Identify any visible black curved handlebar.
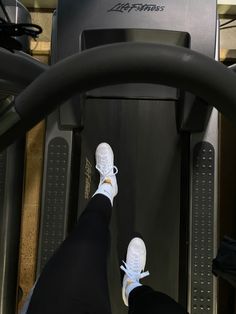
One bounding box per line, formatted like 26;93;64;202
1;42;236;151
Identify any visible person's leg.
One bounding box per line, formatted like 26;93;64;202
26;143;118;314
121;237;188;314
128;286;188;314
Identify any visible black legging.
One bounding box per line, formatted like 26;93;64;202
26;194;188;314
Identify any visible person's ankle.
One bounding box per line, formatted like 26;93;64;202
93;183;115;205
126;281;142;300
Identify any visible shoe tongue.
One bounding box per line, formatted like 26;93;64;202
102;166;113;176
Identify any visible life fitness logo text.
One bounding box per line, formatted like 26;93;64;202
108;3;165;13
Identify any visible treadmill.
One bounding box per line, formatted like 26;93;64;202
36;1;219;313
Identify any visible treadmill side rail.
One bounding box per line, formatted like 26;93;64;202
37;112;73;274
189;108;219;314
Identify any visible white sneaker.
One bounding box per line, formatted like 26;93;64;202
120;237;150;306
93;143;118;204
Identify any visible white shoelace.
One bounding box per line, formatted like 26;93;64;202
120;261;150;283
96;165;118;182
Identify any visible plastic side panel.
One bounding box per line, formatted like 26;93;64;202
57;0;216;59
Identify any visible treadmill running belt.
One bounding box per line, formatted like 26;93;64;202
78;98;181;314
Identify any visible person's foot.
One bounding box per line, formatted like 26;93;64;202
120;237;150;306
94;143;118;204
